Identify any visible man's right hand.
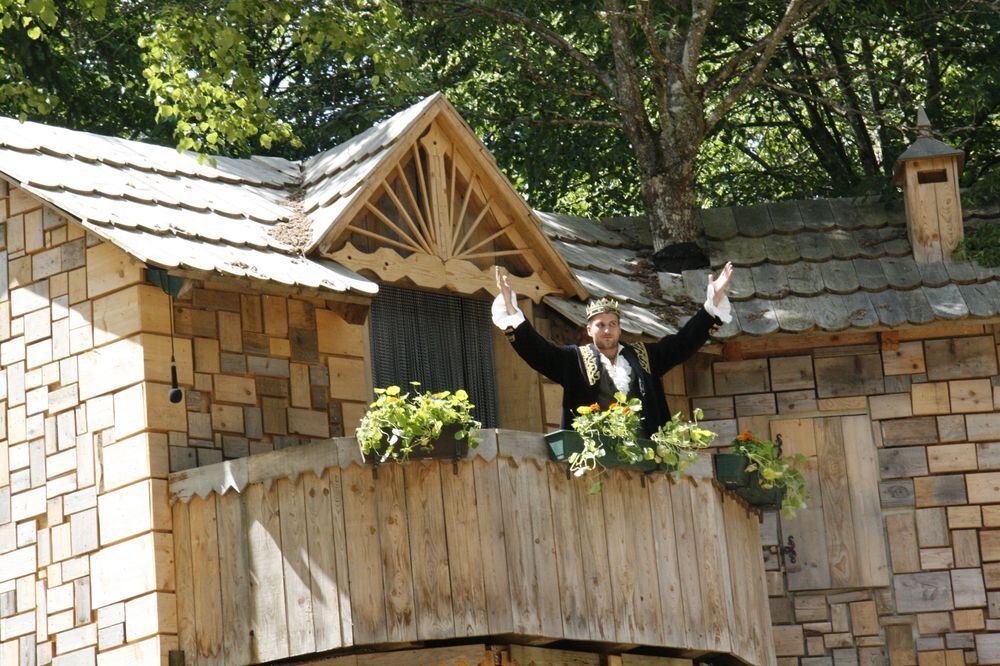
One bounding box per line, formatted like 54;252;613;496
494;266;517;315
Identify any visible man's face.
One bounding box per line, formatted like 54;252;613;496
586;312;621;352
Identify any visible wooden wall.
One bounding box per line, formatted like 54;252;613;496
683;323;1000;665
168;432;777;666
166;277;371;473
0;183;181;664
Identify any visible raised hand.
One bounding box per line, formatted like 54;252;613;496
495;266;516;315
710;261;733;306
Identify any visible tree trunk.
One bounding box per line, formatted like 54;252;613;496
643;162;699;250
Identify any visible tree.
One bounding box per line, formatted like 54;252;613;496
696;0;1000;206
0;0;420;157
402;0;829;250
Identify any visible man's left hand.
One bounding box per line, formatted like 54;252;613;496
710;262;733;306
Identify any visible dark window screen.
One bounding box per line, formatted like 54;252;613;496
369;285;500;428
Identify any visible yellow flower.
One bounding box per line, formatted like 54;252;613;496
577;405;593;414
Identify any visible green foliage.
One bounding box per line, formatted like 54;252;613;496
569;393;644;479
568;395;715;489
649;408;716;475
953;222;1000;268
357;384;481;464
732;431;809;519
137;0;417;157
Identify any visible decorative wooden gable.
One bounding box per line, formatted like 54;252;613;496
317;97;586;303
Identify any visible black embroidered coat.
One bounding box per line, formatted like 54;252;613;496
504;307;722;437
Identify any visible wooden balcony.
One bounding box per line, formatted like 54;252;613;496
168;430;776;666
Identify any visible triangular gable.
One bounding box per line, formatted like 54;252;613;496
307;93;587;302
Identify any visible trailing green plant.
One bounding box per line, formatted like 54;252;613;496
953;222;1000;267
357;383;480;463
731;431;809;519
569;394;716;493
650;408;716;474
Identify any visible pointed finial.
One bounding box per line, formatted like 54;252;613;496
916;107;933;137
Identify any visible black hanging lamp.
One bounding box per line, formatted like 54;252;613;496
145;267;187;404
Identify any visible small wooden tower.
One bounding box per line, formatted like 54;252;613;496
893;108;965;263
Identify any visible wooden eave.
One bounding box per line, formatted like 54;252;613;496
313;94;588;302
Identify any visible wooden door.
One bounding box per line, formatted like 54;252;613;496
771;414;889;591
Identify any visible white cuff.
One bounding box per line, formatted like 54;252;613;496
492;291;526;330
705;283;733;324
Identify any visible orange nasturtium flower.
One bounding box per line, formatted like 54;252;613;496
737;431;754;442
590;403;601;411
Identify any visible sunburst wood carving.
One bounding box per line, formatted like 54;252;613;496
333;121;561;301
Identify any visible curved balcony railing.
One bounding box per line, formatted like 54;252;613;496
168;430;777;666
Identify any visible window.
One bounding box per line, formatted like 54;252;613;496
369;285;500;428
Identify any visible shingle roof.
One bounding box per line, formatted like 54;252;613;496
0;105;445;295
539;198;1000;340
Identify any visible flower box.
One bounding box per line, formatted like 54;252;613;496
545;429;659;472
363;423;469;464
713;453;787;510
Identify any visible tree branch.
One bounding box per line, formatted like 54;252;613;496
682;0;719;80
401;0;614;91
704;0;828;133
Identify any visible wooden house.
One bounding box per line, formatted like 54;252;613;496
0;94;774;666
0;90;997;666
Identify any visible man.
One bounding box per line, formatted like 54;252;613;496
493;263;734;437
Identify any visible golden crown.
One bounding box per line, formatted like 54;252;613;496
586;297;620;320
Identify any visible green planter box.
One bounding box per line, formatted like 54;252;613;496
713;453;785;510
363;423;469;464
545;430;659;472
714;453;751;488
737;482;786;510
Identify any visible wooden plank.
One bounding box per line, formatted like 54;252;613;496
603;471;650;645
722;493;753;663
668;478;706;647
924;336;998;381
912;382;951;415
814;354;883;398
841;415;890;587
472;458;513;634
497;457;542;636
769;356;815;391
893;572;953;613
690;481;732;653
885;513;920;574
775;417;832;591
328;466;354;646
341;463;387;644
188;494;224;665
171;502;198;663
883;341;926;375
647;478;688;648
546;463;589;641
244;482;290;661
713;359;769;395
440;460;488;637
215;491;252;666
525;460;563;639
507;645;600;666
376;462;416;642
572;465;615;643
277;477;317;656
404;461;454;640
303;472;344;652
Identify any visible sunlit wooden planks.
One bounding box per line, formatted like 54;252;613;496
171;439;774;666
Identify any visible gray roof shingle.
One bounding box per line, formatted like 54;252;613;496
542;196;1000;339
